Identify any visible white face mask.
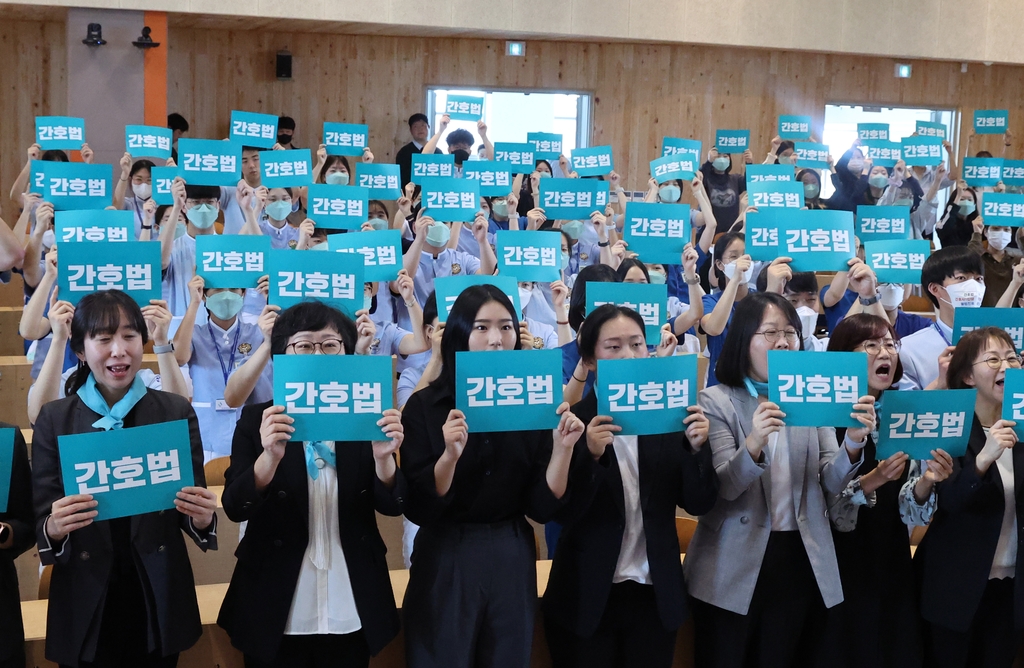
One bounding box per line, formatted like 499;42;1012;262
722;260;752;285
132;183;152;200
942;279;985;309
987;230;1012;251
42;228;55;249
878;284;904;311
518;285;534;310
795;306;817;341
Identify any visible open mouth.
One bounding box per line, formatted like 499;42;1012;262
996;378;1005;387
874;363;892;378
107;364;130;379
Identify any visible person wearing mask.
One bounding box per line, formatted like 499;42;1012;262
396;113;442;187
167;112;189;162
172;275;273;462
276;116;298;149
516;160;554;216
969;219;1015;307
31;290;218;668
876;282;933;338
936;183;980;248
562;264;621;404
260;187;305;249
700;148;748;231
542;304;719;668
820;258;886;335
421;115;491;176
0;427;32;668
699;232;752;387
399;284;585;668
687;292;869;667
113;155;158;238
217;301;406;668
799;168;828;209
763;136;796;166
916;327;1023;668
825;314;952;668
757;261;827;350
898;246;986;390
830;143;874;212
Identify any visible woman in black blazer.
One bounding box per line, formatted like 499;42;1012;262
31;290;218;668
218;301;406;668
1;426;33;668
916;326;1024;668
542;304;719;668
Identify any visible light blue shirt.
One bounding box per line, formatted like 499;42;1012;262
162;233;198;317
413;249;481;306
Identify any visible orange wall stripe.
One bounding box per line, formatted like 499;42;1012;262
143;12;168;127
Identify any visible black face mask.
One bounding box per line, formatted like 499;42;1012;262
277;133;292;145
452;149;471;165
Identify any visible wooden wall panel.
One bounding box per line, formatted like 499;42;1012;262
0;18;67;215
166;29;1024;196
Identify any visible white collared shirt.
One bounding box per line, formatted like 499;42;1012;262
764;431;798;531
283;441;362;635
897;318;950;390
612;435;651;584
990;428;1018;580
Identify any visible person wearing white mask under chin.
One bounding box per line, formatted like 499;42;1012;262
969;218;1017;307
876;282;932;338
897;246;986;391
401;211;496;307
699;232;752;387
516;280;572;350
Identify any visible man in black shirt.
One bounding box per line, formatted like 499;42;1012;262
395;113;442;188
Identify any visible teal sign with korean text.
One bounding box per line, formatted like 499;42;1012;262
196;235;270;289
623;202;691;264
230;110;278;148
768;351;867;427
864;239;930;284
538;178;609;220
596;355;698;435
434;274;521;322
307;184;370;230
125;125;173;159
323;122;369;157
496;230;562;282
36;116;86;150
455;349;562;432
267;248;364;317
261;149;313;188
31;161;112;210
420;176;480;223
55;210;133;244
953;308;1024;351
177;139;241;187
328;229;403;283
875;389;976;460
586;282;667;341
58;241;161;306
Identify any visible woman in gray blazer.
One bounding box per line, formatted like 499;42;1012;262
685;292;873;667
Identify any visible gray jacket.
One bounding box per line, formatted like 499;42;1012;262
683;383;862;614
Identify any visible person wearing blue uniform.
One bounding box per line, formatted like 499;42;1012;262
173;275;273;462
699;232;751;388
365;272;430;373
403;212;497;307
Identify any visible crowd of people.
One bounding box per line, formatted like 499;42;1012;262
0;106;1022;668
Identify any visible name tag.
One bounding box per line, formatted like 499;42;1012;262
215;399;233;411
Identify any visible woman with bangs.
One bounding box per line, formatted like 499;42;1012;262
824;314;953;668
31;290;217;668
916;327;1024;668
400;284;585;668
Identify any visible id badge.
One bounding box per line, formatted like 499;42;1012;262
215;399;233;411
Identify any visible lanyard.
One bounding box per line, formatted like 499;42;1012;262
932;321;951;346
207;323;242;386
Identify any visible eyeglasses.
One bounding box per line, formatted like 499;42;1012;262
756;328;800;344
287;339;344;355
974;354;1023;370
860;339;901;356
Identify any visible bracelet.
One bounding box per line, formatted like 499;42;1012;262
404;302;416;308
572;373;587;382
684;273;700;285
141;225;152;230
859;294;879;306
598;241;610;247
556;320;569;325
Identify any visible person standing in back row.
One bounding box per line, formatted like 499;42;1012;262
396;113;443;188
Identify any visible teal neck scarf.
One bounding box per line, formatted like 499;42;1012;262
744;377;770;399
76;372;148;430
305;441;337;480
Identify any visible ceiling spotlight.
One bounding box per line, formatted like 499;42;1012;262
82;23;106;47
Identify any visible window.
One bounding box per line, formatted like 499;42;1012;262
426;87;591;164
820;104;958;208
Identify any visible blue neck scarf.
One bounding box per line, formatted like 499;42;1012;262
744;377;770;398
305;441;337;480
76;372;148;430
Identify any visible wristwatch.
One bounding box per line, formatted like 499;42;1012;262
683;273;701;285
153;342;175;354
859;294;879;306
598;241;610;248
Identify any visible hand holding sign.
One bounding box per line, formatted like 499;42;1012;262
748;401;785;458
684;406;710;450
259;404;294;464
372;409;405;464
586;415;621;460
977;420;1018;473
552;403;586;455
46;494;99;542
174;486;217;530
845;395;878;444
442;409;469;461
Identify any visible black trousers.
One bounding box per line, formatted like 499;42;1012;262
403;518;536;668
243;632;370;668
691;531;830;668
60;653;178;668
545;580;677;668
925;577;1020;668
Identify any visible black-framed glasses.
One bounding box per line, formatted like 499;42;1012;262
860;339;901;356
755;328;800;344
287;339;344;355
974;354;1023;370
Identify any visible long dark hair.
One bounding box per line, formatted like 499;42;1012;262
712;232;744;288
715;292;802;388
317;155;352;183
430;284;520;391
568;264;620;332
66;291;148;395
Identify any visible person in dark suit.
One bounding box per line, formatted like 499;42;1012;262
542;304;719;668
0;426;33;668
31;290;218;668
217;301;407;668
395;113;442;188
916;326;1024;668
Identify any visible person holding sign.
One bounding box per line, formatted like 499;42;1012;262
686;292;869;667
259;187;307;250
824;314;950;668
969;217;1016;307
916;327;1023;668
404;212;496;307
421;114;491;175
0;427;32;668
218;300;407;668
798;168;830;210
542;304;718;668
700;147;749;228
31;290;218;667
898;246;986;391
764;136;796;166
936;183;980;248
400;284;585;668
700;232;752;387
172;275;273;462
113;154;159;239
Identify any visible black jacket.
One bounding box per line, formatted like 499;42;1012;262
217;401;406;660
542;391;719;637
1;426;33;661
395;142;442;189
916;416;1024;632
31;389;216;667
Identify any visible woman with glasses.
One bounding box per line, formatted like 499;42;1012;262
685;292;871;667
824;314;953;668
218;301;407;668
916;327;1024;668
